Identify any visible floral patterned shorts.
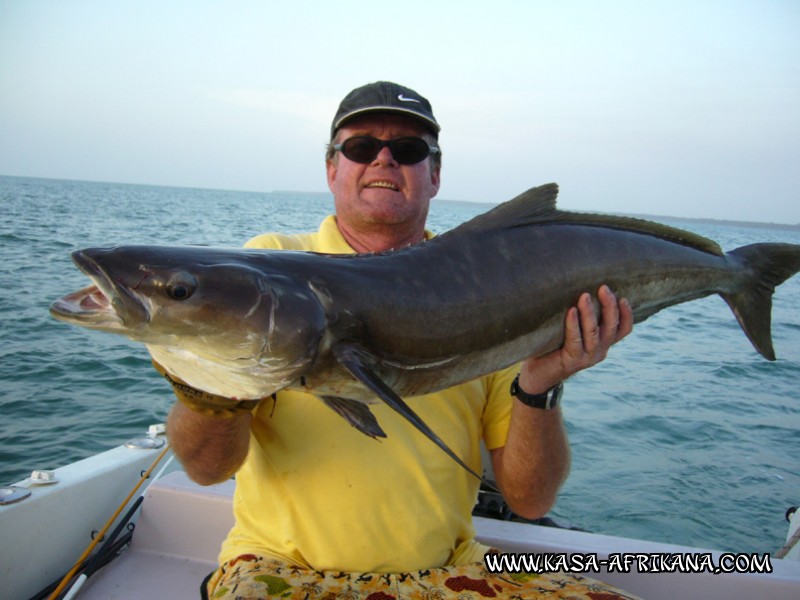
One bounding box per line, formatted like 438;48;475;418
202;553;642;600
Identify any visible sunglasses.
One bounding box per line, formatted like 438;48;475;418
333;136;440;165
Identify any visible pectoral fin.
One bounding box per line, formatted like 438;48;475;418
333;344;490;486
321;396;386;439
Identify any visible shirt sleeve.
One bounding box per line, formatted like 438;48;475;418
481;363;519;450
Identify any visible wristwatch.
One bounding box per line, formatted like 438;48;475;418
510;375;564;410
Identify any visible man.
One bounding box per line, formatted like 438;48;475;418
167;81;635;599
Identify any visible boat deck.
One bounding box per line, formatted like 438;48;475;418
71;470;800;600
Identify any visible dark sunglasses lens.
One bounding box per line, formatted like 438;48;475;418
341;137;382;163
340;136;431;164
389;137;430;164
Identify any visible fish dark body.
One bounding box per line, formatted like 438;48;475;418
50;184;800;478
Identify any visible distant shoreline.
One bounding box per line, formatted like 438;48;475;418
611;212;800;233
3;174;798;231
430;197;800;232
430;199;800;233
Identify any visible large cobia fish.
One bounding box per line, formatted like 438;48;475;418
50;184;800;479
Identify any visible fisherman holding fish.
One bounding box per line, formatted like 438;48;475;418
168;82;635;599
50;78;800;597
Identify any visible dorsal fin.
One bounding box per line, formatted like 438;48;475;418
447;183;724;256
452;183;561;233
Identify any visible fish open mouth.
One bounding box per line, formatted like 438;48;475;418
52;283;112;313
49;249;149;331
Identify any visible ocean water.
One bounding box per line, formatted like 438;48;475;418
1;175;798;556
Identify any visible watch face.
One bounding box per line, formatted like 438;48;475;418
548;382;564;409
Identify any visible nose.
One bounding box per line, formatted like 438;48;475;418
372;143;398;166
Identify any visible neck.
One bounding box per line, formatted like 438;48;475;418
337;220;426;253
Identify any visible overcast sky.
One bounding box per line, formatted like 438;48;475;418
1;1;798;224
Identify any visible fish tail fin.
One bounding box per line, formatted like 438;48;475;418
723;243;800;360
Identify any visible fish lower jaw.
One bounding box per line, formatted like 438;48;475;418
59;314;129;333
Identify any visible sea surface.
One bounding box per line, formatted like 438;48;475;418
1;175;798;555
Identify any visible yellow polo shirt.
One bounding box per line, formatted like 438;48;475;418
218;216;516;572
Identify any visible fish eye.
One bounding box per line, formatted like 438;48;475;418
165;272;197;301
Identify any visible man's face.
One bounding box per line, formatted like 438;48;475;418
327;114;441;240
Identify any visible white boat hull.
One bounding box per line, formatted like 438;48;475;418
2;440;799;600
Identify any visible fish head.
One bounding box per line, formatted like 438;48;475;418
50;245;328;395
50;246;154;335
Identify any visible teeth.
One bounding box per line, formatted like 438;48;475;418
366;181;398;191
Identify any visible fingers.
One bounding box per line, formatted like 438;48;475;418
559;294;599;370
520;285;632;389
570;285;631;364
617;296;633;341
578;291;602;355
598;284;633;343
563;305;581;349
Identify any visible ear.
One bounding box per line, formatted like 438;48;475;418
326;158;337;192
429;164;441;199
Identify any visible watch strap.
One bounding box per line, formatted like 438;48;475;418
510;375;563;410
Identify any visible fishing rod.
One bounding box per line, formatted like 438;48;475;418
46;444;172;600
32;532;133;600
62;450;176;600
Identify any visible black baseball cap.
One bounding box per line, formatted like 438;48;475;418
331;81;440;139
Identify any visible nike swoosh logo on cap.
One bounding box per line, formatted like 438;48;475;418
397;94;421;103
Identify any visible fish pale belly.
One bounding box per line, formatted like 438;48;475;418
147;345;307;400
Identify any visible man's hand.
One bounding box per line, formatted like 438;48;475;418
153;360;255;485
517;285;633;394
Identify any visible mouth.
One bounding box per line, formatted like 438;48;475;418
364;180;400;192
49;249;149;330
